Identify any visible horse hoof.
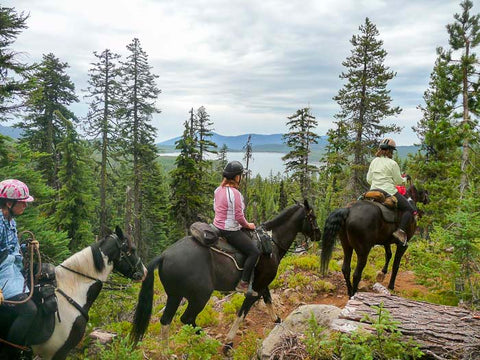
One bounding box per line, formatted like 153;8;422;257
223;342;234;355
376;271;386;283
275;316;281;324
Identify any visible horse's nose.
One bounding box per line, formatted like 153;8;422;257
134;265;148;282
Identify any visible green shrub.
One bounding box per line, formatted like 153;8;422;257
166;325;222;359
303;303;424;360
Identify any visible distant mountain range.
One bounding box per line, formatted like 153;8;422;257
0;126;418;156
158;132;329;152
0;125;23;139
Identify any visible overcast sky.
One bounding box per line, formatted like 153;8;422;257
5;0;465;145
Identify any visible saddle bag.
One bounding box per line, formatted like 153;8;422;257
256;228;273;255
190;222;220;246
362;190;397;209
33;263;58;314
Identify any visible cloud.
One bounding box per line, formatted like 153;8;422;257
6;0;462;144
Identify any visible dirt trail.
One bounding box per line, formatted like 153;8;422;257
204;269;430;346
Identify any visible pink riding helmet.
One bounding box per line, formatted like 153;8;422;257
0;179;34;202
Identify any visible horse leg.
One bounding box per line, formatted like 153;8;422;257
263;288;281;323
377;244;392;283
160;295;182;343
341;244;354;297
180;293;211;329
224;294;259;354
352;255;368;296
388;245;408;290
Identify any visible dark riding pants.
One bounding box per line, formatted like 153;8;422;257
0;293;37;346
220;229;260;282
394;192;415;232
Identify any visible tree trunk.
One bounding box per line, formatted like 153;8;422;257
332;292;480;359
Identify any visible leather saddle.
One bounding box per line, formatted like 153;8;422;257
26;263;58;345
189;223;273;269
360;190;399;223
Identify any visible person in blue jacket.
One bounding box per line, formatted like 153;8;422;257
0;179;37;348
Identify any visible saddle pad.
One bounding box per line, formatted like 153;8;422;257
363;200;397;223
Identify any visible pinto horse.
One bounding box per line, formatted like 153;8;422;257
321;185;429;297
131;200;321;351
0;226;146;360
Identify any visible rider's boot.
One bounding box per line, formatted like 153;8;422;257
392;229;408;246
235;280;258;296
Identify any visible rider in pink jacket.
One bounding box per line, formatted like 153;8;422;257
213;161;260;295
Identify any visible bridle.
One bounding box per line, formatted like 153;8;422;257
57;234;142;320
268;203;319;252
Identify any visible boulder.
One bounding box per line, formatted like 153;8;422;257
258;304;341;359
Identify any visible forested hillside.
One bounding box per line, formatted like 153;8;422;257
0;1;479;359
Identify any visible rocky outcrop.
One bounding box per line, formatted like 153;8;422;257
258;304;342;359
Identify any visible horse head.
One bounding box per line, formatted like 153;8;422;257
103;226;146;281
407;185;430;205
302;199;321;242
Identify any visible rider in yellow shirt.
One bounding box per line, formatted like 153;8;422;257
367;139;415;246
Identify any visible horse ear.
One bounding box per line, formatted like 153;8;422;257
304;199;310;210
115;226;124;239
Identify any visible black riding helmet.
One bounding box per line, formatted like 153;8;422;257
222;161;244;180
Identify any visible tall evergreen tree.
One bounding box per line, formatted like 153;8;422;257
333;17;401;196
118;38;161;253
195;106;217;163
50;112;95;251
242;134;253;206
282;107;319;198
0;6;33;118
170;120;204;233
0;139;70;262
18;53;78;189
444;0;480;196
216;144;229;174
84;49;123;237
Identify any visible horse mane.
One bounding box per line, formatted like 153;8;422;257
262;203;302;230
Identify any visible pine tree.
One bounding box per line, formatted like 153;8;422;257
195;106;217;163
118;38;161;253
242;134;253;206
84;49;123;237
170;121;204;233
282;107;319;198
216;144;229;173
51;112;95;251
444;0;480;196
0;6;33;118
0;139;70;261
18;53;78;189
333;17;401;196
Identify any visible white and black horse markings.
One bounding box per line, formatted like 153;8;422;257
0;226;146;360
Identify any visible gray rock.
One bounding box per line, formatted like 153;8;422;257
258;304;342;359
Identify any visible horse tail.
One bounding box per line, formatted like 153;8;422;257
130;255;163;345
321;208;350;275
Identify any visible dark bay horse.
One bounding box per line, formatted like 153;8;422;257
0;226;146;360
131;200;320;350
321;185;429;297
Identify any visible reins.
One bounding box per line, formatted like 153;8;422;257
0;231;41;352
2;231;41;305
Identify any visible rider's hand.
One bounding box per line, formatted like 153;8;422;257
247;222;256;230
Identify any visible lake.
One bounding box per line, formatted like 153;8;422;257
159;152;287;178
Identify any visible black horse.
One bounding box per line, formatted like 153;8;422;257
131;200;320;350
0;226;146;360
321;185;429;297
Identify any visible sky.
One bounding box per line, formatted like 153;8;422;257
5;0;465;145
